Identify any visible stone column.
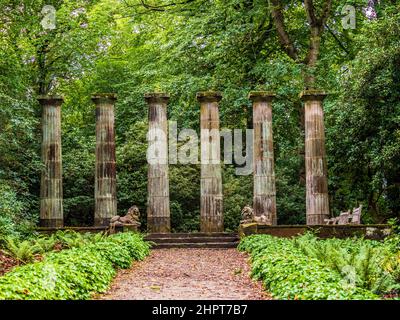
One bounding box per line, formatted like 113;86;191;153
92;94;117;226
197;91;224;232
145;93;171;233
300;90;330;225
38;96;64;227
249;92;277;225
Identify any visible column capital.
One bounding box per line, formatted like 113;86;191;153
144;92;170;104
300;90;327;102
248;91;276;102
37;95;64;106
91;93;117;104
196;91;222;103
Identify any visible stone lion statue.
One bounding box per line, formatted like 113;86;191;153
240;205;269;224
240;205;254;224
109;205;141;232
254;214;269;224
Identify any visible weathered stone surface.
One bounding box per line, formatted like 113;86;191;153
92;94;117;226
145;93;171;233
239;223;392;240
38;96;64;227
197;91;224;232
300;90;330;225
36;226;108;235
249;92;277;225
109;205;141;233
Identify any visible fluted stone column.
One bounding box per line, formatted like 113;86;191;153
300;90;330;225
92;94;117;226
249;92;277;225
38;96;64;227
197;91;223;232
145;93;170;233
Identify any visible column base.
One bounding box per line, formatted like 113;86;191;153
200;216;224;233
252;215;277;226
306;214;329;225
94;217;111;227
147;217;170;233
253;195;277;225
40;219;63;228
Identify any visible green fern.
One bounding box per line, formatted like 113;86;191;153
54;230;85;249
33;235;57;254
293;234;396;294
83;232;106;244
4;238;39;264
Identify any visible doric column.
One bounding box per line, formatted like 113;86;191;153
92;94;117;226
38;96;64;227
145;93;170;233
300;90;330;225
197;91;224;232
249;92;277;225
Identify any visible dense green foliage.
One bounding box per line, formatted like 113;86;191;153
239;233;400;299
0;232;150;299
0;185;31;239
0;230;110;263
0;0;399;233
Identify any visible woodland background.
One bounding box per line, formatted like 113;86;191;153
0;0;399;235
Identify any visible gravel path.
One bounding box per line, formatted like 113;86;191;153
98;249;271;300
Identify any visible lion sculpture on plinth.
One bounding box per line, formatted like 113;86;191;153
109;205;141;233
240;205;269;224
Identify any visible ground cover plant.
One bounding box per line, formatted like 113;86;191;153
0;230;110;269
0;232;151;299
239;232;400;300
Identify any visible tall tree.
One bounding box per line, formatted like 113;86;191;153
270;0;332;88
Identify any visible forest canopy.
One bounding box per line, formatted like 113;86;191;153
0;0;399;234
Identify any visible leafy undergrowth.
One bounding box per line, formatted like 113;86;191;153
0;232;151;300
0;230;111;266
239;233;400;300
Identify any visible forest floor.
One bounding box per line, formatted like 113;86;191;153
0;251;19;276
97;248;271;300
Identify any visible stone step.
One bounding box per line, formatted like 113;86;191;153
151;242;239;249
147;236;238;244
146;232;238;239
145;232;240;248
